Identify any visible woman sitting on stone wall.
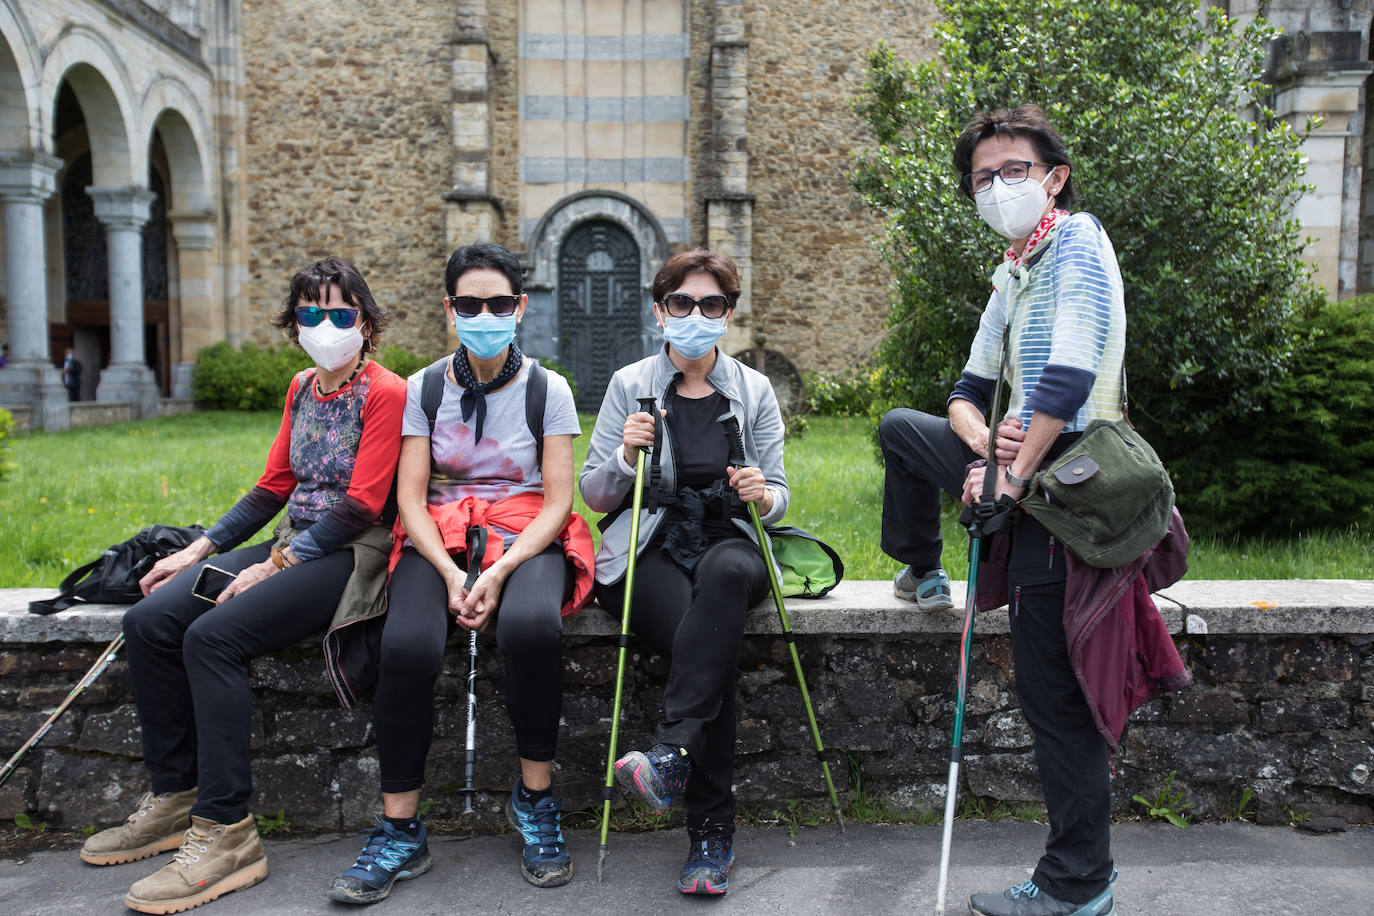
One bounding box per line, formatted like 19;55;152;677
580;249;788;896
80;256;407;915
328;242;593;904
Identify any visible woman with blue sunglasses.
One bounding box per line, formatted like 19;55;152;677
83;256;407;915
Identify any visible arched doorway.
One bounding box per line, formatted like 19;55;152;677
557;221;642;410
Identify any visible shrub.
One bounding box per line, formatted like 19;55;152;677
537;357;579;403
851;1;1320;455
375;345;431;380
804;369;884;418
191;341;311;411
0;408;14;480
1170;297;1374;537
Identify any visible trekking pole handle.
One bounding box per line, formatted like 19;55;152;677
635;397;657;454
718;412;747;468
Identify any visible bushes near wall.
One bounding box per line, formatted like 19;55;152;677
1171;297;1374;538
191;342;312;411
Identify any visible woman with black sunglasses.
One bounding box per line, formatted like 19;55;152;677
82;256;406;914
580;249;788;897
330;242;593;903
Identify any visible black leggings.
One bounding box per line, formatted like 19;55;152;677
121;541;354;823
596;537;768;838
375;546;567;794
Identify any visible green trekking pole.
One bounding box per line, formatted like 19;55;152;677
597;396;657;882
719;413;844;833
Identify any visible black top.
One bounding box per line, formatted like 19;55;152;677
666;389;730;489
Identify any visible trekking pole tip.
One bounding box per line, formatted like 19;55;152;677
834;806;846;834
597;846;608;882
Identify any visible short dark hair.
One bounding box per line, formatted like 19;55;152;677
651;249;742;306
953;104;1075;209
444;242;523;298
269;256;388;353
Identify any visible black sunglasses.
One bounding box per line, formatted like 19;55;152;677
661;292;732;319
446;295;520;318
295;305;360;329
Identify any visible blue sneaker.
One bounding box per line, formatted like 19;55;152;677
894;566;954;611
505;783;573;888
614;743;692;812
678;836;733;895
327;817;431;905
969;878;1115;916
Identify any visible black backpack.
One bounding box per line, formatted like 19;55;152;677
420;358;548;465
28;524;207;615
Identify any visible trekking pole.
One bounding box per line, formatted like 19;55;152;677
935;336;1015;915
457;525;487;815
0;633;125;790
598;396;656;882
719;413;844;834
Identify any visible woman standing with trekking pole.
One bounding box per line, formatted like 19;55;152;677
79;257;407;915
328;242;594;904
580;249;788;896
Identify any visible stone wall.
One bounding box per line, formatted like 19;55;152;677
1;582;1370;831
239;0;455;357
740;1;936;375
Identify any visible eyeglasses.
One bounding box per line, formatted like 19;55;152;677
661;292;732;319
445;295;521;317
961;160;1045;195
295;305;360;329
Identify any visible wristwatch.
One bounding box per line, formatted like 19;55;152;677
1004;466;1033;488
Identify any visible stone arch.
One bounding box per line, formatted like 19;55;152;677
41;25;140;185
0;0;40;150
144;81;211;210
522;192;673;404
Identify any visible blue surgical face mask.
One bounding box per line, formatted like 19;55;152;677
454;313;517;360
663;314;728;359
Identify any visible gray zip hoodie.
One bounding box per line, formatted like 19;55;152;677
579;346;789;585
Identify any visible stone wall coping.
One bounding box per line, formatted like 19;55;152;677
2;579;1370;644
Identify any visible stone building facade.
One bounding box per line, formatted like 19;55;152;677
1;1;1373;426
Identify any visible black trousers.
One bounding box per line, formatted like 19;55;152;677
375;546;567;794
1009;573;1114;904
597;538;768;839
878;407;975;571
122;541;353;824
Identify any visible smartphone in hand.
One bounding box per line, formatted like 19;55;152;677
192;565;235;604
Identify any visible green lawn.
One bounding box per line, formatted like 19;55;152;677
1;412;1370;587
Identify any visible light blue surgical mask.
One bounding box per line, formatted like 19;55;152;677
454;313;517;360
663;314;727;360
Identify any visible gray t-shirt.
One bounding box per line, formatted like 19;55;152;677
403;357;581;514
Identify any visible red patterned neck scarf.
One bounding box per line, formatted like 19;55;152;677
1005;208;1070;270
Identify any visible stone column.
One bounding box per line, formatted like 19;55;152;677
0;151;68;430
706;1;754;355
168;210;218;398
1269;30;1372;296
86;186;161;418
444;0;500;247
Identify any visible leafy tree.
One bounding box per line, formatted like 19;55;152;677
851;0;1321;452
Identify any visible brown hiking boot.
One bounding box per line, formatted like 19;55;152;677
123;814;267;914
81;788;198;866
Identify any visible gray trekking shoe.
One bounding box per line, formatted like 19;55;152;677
80;787;197;866
893;566;954;611
970;878;1115;916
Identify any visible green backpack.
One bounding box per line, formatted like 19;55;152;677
766;526;844;598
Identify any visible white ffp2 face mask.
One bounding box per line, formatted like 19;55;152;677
975;170;1055;240
298;323;364;372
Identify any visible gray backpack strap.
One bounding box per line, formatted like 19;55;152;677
420;360;447;437
526;360;548;468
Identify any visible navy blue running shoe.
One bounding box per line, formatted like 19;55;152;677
613;743;692;813
505;783;573;888
327;817;431;905
678;836;733;895
969;878;1115;916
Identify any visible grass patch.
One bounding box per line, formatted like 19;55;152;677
2;411;1370;586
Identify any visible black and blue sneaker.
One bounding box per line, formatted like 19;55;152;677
678;836;733;895
613;743;692;813
969;876;1115;916
327;817;431;905
505;782;573;888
